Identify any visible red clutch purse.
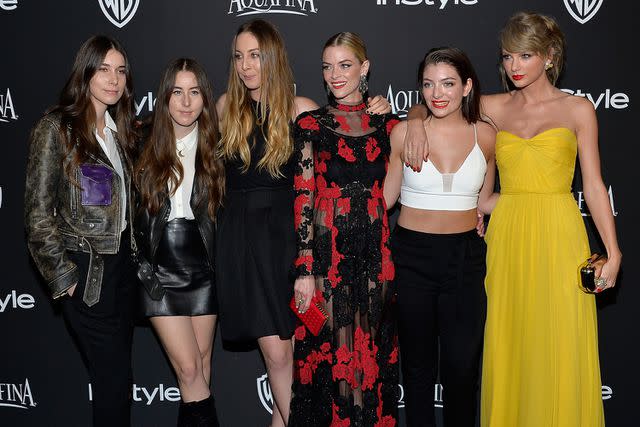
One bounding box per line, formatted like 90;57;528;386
290;290;328;336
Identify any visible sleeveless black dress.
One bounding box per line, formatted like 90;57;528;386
215;103;297;342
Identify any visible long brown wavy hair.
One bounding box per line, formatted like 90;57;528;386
218;19;295;178
50;35;136;179
135;58;224;220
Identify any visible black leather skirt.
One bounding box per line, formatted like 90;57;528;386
141;218;216;317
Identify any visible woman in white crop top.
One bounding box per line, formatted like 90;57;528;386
383;47;495;427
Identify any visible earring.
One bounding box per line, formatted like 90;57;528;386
325;83;332;96
358;75;369;94
545;62;553;70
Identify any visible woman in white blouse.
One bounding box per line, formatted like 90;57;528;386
134;58;225;426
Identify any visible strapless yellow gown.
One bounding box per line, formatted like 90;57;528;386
481;128;605;427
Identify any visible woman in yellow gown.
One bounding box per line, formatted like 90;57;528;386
478;12;621;427
403;11;622;427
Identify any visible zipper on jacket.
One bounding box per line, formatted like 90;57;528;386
70;171;78;219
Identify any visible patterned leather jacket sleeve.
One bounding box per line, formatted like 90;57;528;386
24;116;79;299
292;112;317;277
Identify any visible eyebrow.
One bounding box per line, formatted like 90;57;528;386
235;48;260;53
422;77;457;82
322;59;353;65
101;62;126;68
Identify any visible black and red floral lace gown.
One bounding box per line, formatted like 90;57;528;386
290;100;400;427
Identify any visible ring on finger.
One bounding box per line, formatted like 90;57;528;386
595;277;607;288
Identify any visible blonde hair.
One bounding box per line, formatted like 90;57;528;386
499;11;566;88
323;32;368;63
219;19;295;178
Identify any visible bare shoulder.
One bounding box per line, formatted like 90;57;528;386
480;92;510;125
390;120;407;136
476;121;496;155
481;92;510;110
555;92;596;131
294;96;320;118
563;93;595;114
389;120;407;149
476;120;496;141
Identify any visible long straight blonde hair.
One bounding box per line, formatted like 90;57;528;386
219;19;295;177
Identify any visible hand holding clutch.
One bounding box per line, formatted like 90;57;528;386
290;290;328;336
578;253;608;293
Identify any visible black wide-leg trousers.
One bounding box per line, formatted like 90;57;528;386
392;225;487;427
61;231;136;427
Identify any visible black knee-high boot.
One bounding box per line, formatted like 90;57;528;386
177;396;220;427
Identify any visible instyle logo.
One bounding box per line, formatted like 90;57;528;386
0;88;18;123
0;379;37;409
376;0;478;9
89;383;180;405
228;0;318;17
386;85;422;118
564;0;603;24
0;0;18;11
0;291;35;313
576;185;618;217
98;0;140;28
135;91;156;116
561;88;629;110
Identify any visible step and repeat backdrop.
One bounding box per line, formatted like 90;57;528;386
0;1;636;426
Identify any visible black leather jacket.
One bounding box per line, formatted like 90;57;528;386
24;113;133;303
134;181;215;273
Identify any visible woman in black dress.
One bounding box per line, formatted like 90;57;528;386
215;19;318;427
289;32;400;426
135;58;224;426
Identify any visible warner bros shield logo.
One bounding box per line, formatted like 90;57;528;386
98;0;140;28
564;0;604;24
256;374;274;414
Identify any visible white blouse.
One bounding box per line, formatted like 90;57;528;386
168;124;198;221
95;111;127;231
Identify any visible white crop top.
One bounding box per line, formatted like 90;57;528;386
400;124;487;211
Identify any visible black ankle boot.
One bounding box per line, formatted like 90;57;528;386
179;396;220;427
177;400;193;427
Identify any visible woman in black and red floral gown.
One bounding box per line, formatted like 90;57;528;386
289;32;400;427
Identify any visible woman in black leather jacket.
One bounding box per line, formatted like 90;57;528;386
134;58;224;427
24;35;138;427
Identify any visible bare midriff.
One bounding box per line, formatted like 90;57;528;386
397;205;478;234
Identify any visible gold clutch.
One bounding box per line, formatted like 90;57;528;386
578;253;607;293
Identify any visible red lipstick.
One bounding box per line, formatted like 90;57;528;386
512;74;524;81
431;100;448;109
